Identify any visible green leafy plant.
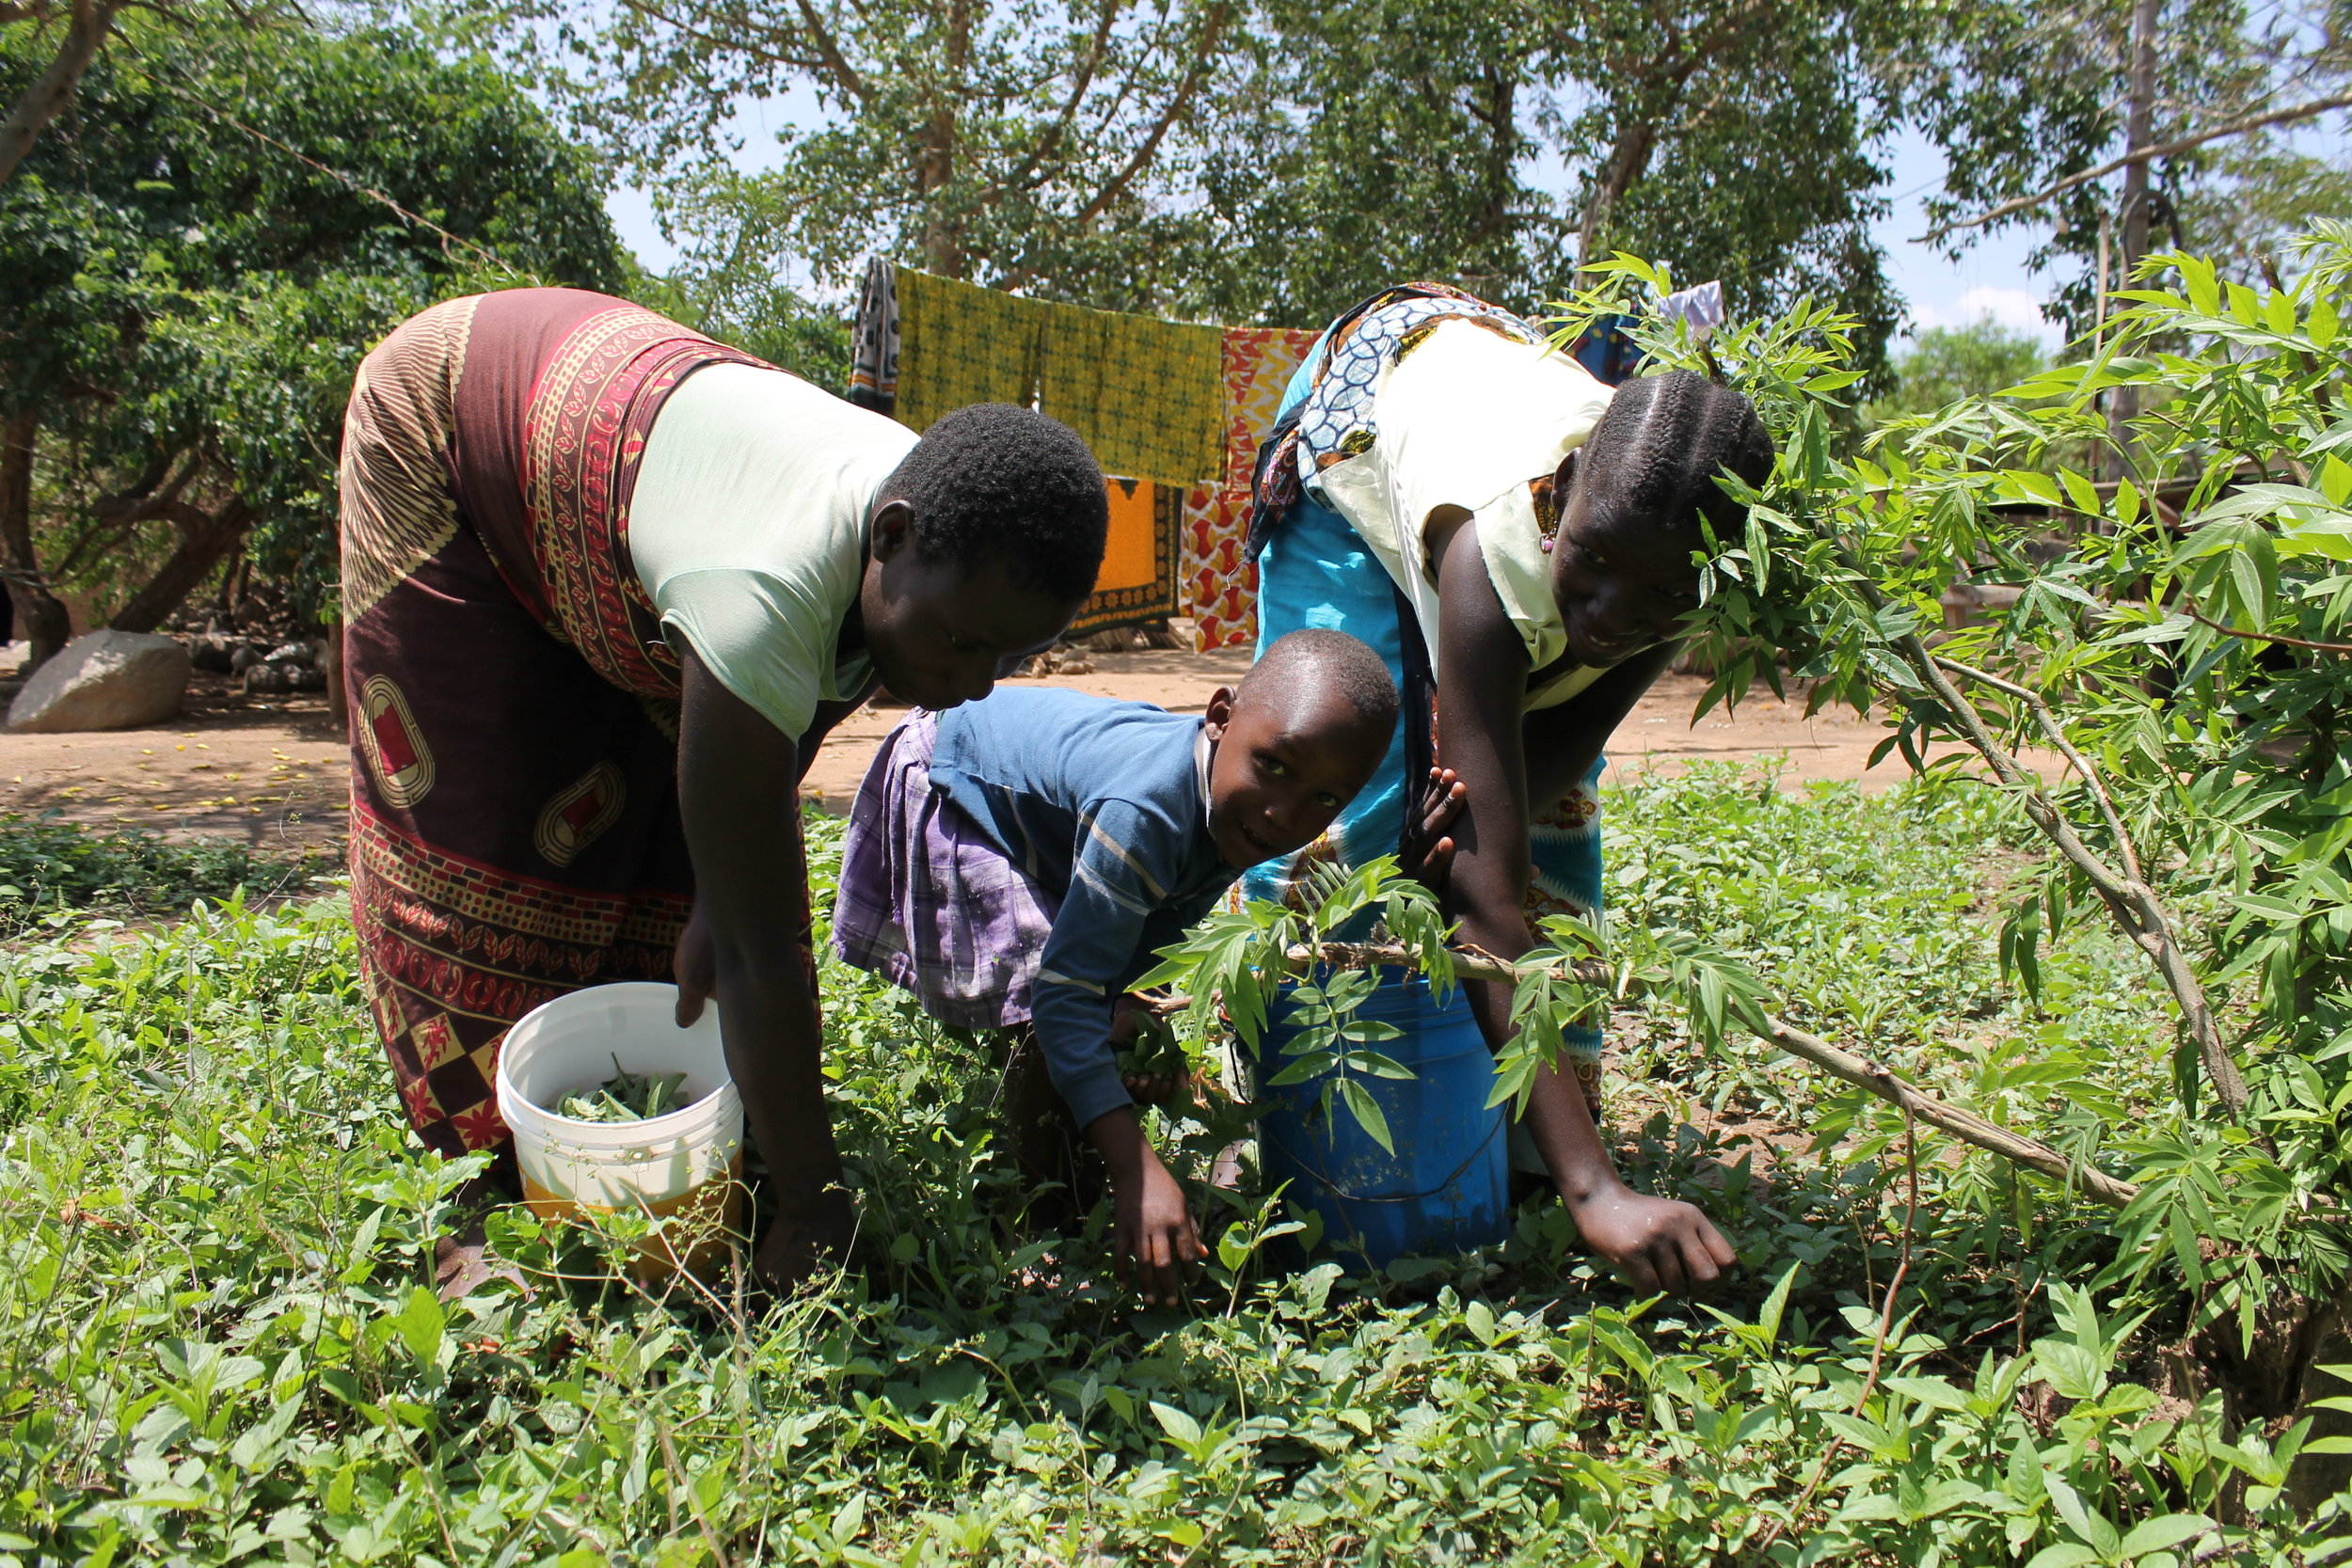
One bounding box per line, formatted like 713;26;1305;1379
553;1054;693;1123
1136;854;1454;1149
1552;234;2352;1428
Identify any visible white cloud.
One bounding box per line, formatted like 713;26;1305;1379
1905;286;2064;346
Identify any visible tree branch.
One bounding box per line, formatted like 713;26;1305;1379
1896;632;2249;1117
2183;604;2352;655
616;0;834;86
1931;654;2145;885
0;0;122;184
1067;0;1228;230
1921;92;2352;242
788;0;873;103
991;0;1116;197
1245;940;2142;1207
107;494;253;633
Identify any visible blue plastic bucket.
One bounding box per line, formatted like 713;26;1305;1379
1251;972;1510;1268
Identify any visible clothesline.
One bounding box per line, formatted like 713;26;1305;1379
841;261;1724;651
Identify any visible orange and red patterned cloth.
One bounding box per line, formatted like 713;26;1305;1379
1182;326;1323;652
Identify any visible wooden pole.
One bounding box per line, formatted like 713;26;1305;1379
2108;0;2161;476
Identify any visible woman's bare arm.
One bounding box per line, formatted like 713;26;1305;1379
675;647;851;1285
1431;519;1731;1291
1520;646;1678;808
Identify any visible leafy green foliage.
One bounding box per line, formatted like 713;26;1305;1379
6;775;2351;1560
0;6;626;626
1136;855;1451;1148
1904;0;2352;323
1868;317;2051;424
554;1055;694;1123
0;814;334;936
1552;228;2352;1393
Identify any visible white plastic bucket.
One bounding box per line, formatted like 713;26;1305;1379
496;982;746;1279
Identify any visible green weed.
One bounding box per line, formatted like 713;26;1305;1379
0;814;336;937
0;776;2344;1562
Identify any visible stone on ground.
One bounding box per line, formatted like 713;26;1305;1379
5;630;191;733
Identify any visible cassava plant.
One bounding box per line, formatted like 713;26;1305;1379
1541;233;2352;1438
1137;855;1454;1151
1149;229;2352;1457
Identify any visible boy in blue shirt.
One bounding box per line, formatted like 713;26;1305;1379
834;628;1429;1302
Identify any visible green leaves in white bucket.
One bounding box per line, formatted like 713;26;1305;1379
555;1053;692;1123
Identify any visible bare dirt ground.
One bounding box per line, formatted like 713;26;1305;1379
1;639;2045;852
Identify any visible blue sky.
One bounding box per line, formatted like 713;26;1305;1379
601;109;2070;348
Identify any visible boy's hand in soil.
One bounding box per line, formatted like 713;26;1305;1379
1086;1106;1205;1305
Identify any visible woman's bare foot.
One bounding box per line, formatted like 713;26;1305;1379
754;1187;857;1295
433;1217;532;1301
431;1171;532;1301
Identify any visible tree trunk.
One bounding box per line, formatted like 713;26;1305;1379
915;0;973;277
2106;0;2160;477
0;0;121;184
105;498;255;634
1573;112;1661;290
0;408;71;670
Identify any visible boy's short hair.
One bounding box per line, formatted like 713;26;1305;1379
1581;370;1773;542
1240;628;1399;734
882;404;1109;604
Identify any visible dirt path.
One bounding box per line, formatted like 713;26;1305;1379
2;641;2040;852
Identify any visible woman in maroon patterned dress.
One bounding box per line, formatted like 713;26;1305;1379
338;287;1107;1288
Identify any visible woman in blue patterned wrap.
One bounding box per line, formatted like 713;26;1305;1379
1246;283;1773;1295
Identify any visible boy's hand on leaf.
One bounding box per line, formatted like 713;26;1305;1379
1566;1184;1735;1294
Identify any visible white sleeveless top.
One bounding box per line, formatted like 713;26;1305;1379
1307;320;1617;711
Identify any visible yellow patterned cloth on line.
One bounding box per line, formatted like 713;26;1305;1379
891;266;1225;491
892;269;1042;434
1038;299;1223;489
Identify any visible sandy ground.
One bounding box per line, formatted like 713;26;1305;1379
0;641;2041;852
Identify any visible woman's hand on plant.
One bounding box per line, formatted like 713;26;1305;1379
754;1183;857;1295
673;904;716;1026
1087;1107;1206;1306
1565;1183;1735;1294
1405;766;1468;890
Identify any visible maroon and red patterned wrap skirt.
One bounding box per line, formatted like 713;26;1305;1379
338;287;797;1174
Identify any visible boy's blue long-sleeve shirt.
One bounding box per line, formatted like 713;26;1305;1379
928;687;1238;1128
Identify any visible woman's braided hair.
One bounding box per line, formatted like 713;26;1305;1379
1578;370;1774;542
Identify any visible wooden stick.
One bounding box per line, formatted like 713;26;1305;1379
1920;93;2352;242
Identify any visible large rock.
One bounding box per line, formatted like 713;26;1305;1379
6;630;191;733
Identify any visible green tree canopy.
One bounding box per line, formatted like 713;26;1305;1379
1865;315;2047;421
0;7;625;662
485;0;1915;366
1908;0;2352;325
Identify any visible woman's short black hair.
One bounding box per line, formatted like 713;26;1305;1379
1579;370;1774;543
881;404;1108;604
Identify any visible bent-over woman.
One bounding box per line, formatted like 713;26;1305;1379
1245;282;1772;1293
337;287;1106;1289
